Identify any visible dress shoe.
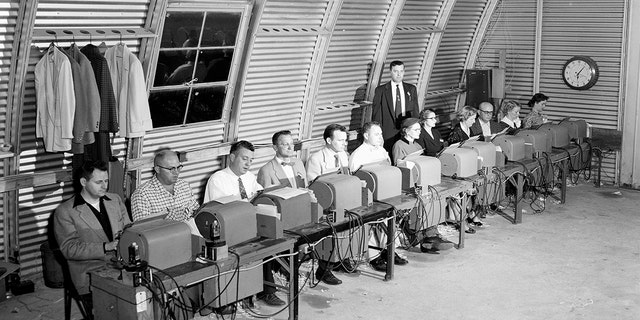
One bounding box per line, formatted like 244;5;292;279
334;259;358;273
242;296;255;309
394;253;408;265
369;257;387;272
315;269;342;285
257;293;285;306
423;236;454;251
214;304;236;315
419;242;440;254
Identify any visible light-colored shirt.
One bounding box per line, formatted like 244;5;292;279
203;167;263;202
479;119;492;136
523;110;548;128
501;116;521;129
348;143;391;172
306;147;349;181
131;176;199;222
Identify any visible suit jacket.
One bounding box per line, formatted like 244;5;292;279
64;44;101;153
470;118;505;136
372;81;420;149
34;45;76;152
258;158;308;188
417;127;445;157
53;192;131;295
81;44;118;133
105;44;153;138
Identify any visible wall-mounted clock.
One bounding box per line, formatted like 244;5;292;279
562;56;599;90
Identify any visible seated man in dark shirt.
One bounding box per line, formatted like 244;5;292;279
54;160;131;314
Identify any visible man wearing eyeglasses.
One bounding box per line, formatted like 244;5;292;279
131;149;199;221
470;102;505;140
257;130;307;189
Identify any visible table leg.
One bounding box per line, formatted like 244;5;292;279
560;158;568;204
514;174;523;224
384;210;395;281
458;194;466;249
292;246;300;320
288;247;296;320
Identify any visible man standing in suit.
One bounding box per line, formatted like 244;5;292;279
372;60;420;153
54;160;131;314
258;130;307;188
470;102;507;140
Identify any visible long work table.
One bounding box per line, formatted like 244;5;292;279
90;237;296;320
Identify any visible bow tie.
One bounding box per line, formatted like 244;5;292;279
280;162;294;167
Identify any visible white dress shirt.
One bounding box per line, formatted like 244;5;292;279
203;167;263;203
348;143;391;172
306;147;349;181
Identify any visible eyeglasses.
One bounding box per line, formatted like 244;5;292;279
157;164;183;173
479;110;494;114
425;117;437;120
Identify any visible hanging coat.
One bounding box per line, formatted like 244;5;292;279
64;44;101;153
34;45;76;152
104;43;153;138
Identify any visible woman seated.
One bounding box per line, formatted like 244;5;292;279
523;93;550;128
391;117;423;165
446;106;483;232
447;105;479;145
417;109;446;157
499;100;522;134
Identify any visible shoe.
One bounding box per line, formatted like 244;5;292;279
394;253;408;265
419;242;440;254
315;269;342;285
423;236;454;251
334;259;358;273
454;223;476;234
369;257;387;272
467;217;484;227
242;296;255;309
257;293;285;306
214;304;236;315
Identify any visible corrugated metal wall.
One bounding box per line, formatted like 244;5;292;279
384;0;442;85
426;0;490;136
17;0;149;276
0;0;20;262
475;0;624;185
312;0;393;139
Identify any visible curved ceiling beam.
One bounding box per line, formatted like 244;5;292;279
365;0;407;103
416;0;458;109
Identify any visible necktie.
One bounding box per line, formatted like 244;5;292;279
280;162;293;166
395;84;402;117
238;177;248;199
335;153;349;175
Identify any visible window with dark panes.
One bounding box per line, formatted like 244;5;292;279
149;9;245;128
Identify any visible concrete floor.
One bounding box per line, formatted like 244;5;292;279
1;182;639;320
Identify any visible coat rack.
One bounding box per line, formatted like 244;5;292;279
32;27;156;41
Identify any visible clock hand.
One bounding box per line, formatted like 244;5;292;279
576;67;585;80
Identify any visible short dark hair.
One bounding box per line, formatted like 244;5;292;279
323;124;347;141
230;140;254;154
361;121;381;135
79;160;108;182
528;93;549;108
390;60;404;70
272;130;292;145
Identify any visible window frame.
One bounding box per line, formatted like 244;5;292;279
146;1;253;132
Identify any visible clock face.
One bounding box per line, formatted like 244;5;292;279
562;56;599;90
